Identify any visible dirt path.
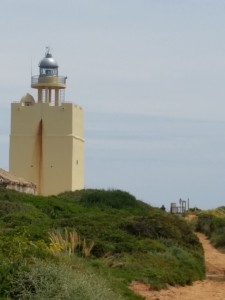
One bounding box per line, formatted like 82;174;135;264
197;233;225;276
130;232;225;300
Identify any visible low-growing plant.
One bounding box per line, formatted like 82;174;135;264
9;259;124;300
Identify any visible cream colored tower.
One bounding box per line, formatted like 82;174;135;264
9;48;84;195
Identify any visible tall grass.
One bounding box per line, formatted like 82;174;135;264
49;228;95;257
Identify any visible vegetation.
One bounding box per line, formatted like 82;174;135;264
191;206;225;250
0;188;205;299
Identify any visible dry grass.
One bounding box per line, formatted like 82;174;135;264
49;228;94;257
82;239;95;257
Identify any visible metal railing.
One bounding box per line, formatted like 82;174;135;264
31;75;67;85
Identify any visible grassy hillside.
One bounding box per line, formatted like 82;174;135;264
191;207;225;250
0;188;205;299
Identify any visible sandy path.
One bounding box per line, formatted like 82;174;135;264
197;233;225;276
130;232;225;300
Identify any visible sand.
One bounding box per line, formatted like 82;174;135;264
130;232;225;300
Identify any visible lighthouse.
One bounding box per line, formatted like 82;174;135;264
9;48;84;195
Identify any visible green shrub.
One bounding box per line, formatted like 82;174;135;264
211;228;225;248
0;201;23;217
79;189;142;210
0;254;16;298
120;214;201;250
0;188;205;298
141;246;205;289
196;210;225;249
10;259;124;300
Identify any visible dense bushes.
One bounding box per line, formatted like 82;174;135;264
142;245;203;287
121;214;201;249
0;188;205;298
79;190;145;210
195;208;225;249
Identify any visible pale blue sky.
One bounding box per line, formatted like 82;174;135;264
1;0;225;209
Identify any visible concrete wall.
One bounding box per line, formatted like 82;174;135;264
10;103;42;193
10;101;84;196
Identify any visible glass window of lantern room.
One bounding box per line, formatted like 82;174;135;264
52;69;58;76
40;68;58;76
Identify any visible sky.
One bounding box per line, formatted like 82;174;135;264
1;0;225;210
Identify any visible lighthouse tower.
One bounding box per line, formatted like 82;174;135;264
9;48;84;195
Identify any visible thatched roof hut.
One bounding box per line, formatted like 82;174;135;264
0;168;36;194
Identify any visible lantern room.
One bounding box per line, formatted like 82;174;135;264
31;47;67;106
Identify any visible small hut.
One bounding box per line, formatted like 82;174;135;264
0;168;36;194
